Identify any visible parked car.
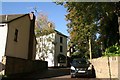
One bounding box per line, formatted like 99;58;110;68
70;58;95;78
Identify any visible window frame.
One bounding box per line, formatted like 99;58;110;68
60;36;63;43
60;45;63;52
14;29;18;42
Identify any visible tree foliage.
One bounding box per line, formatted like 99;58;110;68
35;12;56;60
35;12;55;37
58;2;120;58
103;43;120;56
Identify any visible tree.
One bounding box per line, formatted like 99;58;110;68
35;12;55;60
35;12;55;36
57;2;120;58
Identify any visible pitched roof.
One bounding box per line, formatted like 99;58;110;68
55;30;68;38
36;29;68;38
0;14;28;23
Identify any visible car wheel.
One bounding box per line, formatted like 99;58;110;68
91;68;96;78
91;71;96;78
71;74;75;78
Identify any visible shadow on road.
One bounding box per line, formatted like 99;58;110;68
2;68;70;80
30;68;70;79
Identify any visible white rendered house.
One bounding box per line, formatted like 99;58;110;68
36;30;67;67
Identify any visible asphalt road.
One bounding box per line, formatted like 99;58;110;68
2;67;117;80
2;67;118;80
26;67;97;80
28;67;70;79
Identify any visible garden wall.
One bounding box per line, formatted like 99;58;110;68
91;56;119;79
4;56;48;76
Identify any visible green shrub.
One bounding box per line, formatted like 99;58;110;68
103;44;120;56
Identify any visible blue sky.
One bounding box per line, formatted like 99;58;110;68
2;2;69;36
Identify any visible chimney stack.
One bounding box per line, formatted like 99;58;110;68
5;15;8;21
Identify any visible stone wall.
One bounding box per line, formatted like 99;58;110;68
4;56;48;76
91;56;119;79
118;57;120;79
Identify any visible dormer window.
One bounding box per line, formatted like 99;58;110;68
14;29;18;42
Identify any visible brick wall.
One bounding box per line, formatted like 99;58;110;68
4;56;48;75
91;56;119;79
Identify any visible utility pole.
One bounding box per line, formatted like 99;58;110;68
118;17;120;44
89;38;92;62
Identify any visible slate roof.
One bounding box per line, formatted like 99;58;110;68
55;30;68;38
0;14;28;23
